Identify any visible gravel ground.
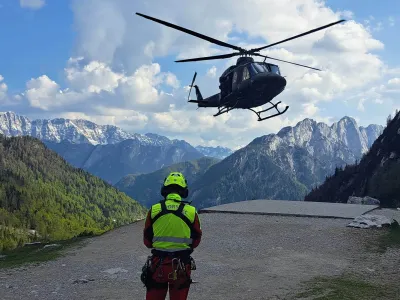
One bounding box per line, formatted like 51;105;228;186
0;213;399;300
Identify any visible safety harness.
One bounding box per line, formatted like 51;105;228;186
141;200;196;290
151;200;195;233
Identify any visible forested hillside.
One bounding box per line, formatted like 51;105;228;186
0;135;147;252
304;110;400;208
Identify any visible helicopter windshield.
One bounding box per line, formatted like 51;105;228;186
251;63;269;74
269;65;280;75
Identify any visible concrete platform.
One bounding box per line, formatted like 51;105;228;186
199;199;379;219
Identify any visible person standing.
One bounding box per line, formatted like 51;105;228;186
141;172;202;299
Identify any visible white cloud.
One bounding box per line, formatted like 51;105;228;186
373;22;384;32
22;60;186;114
339;10;354;19
302;102;319;116
388;16;395;27
25;75;85;110
388;78;400;86
65;59;124;93
165;73;180;89
357;98;366;112
0;75;8;102
20;0;45;9
207;66;217;78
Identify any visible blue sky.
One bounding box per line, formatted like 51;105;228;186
0;0;399;148
0;0;76;92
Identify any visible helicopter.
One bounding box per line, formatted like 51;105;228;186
136;13;345;121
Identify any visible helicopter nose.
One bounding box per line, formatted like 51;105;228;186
252;73;286;91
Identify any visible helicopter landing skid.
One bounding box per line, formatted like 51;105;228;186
213;100;239;117
248;101;289;121
213;106;232;117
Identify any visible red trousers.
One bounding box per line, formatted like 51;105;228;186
146;255;192;300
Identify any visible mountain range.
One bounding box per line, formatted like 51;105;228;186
304;111;400;208
116;116;384;208
0;112;232;183
1;112;384;207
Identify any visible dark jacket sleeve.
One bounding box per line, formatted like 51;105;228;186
143;210;153;248
191;212;202;249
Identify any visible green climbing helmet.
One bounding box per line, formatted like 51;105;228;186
161;172;188;198
163;172;187;188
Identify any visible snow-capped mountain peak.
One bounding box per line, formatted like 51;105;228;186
0;111;157;146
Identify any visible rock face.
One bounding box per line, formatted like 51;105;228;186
304;111;400;208
186;117;384;209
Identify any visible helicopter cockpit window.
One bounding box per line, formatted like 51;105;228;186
232;71;237;84
242;66;250;81
252;63;269;73
269;65;280;75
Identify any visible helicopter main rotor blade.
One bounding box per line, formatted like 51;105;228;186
136;13;244;52
175;52;240;62
254;53;321;71
250;19;346;53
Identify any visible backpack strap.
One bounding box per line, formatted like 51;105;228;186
151;201;194;232
173;202;195;232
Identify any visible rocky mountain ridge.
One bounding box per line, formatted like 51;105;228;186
304;111;400;208
117;116;384;209
0;112;233;156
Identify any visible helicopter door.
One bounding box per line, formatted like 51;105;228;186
232;67;243;91
232;70;238;91
239;65;251;90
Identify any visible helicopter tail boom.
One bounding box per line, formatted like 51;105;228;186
189;92;220;107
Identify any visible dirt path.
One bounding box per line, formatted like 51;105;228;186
1;213;399;299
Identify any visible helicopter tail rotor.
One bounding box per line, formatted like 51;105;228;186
187;72;197;102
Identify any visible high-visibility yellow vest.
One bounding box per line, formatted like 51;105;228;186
150;194;197;251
